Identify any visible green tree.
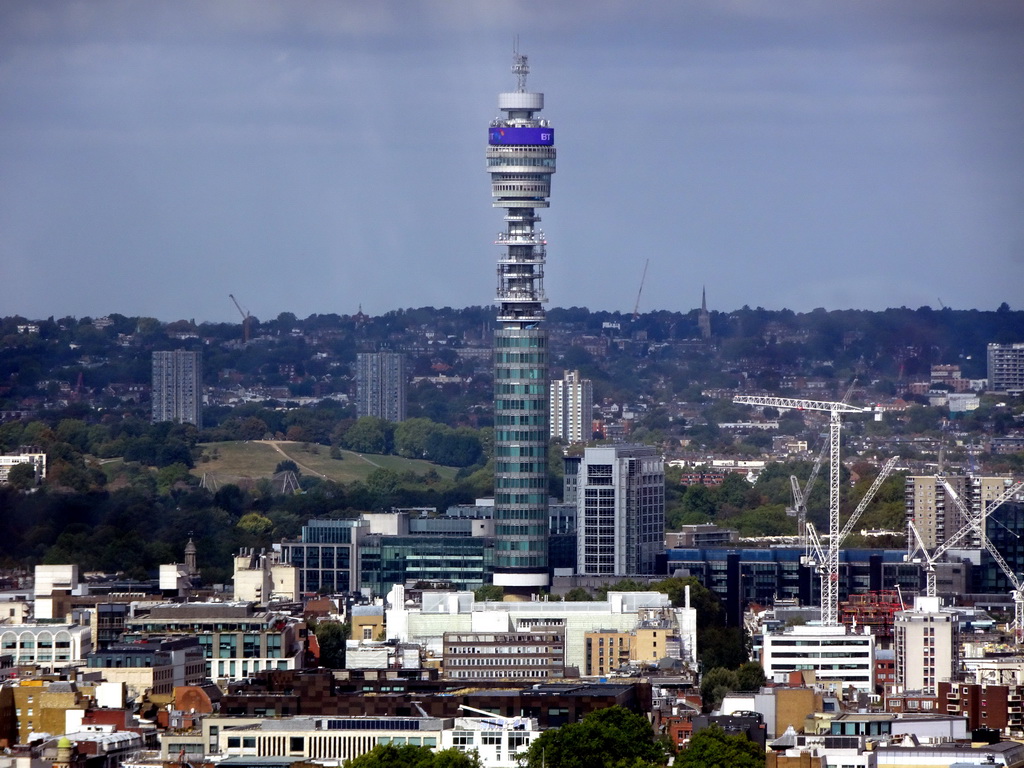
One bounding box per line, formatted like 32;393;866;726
700;667;739;712
343;743;481;768
393;417;442;459
674;723;764;768
520;706;668;768
564;587;593;602
474;584;504;602
6;461;38;490
343;416;390;454
237;512;274;537
736;661;766;691
314;620;349;669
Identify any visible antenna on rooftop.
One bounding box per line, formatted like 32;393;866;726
512;36;529;92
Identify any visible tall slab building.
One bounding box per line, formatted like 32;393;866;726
564;445;665;576
488;52;555;591
550;370;593;444
356;351;407;423
151;350;202;428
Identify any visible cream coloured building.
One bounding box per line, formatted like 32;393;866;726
894;596;960;695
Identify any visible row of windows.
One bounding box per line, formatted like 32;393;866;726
493;508;547;521
487;145;556;157
447;656;556;666
496;399;546;411
451;669;551;678
495;335;546;348
495;524;548;537
495;368;545;380
493;475;547;489
495;352;546;365
488;156;556;168
495;462;547;475
493;184;549;194
496;383;546;395
495;492;547;505
495;413;546;426
495;445;543;457
495;555;546;568
495;430;547;442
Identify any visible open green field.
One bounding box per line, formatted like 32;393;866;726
192;440;459;484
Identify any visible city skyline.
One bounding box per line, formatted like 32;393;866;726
2;1;1023;322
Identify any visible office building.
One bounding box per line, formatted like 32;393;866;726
385;586;687;673
86;637;206;699
988;342;1024;393
280;518;367;595
0;451;46;485
122;601;304;682
488;51;555;591
550;369;593;443
443;627;566;680
0;624;92;670
355;351;406;422
666;547;924;628
761;624;875;693
905;474;1020;550
151;350;202;427
565;444;665;576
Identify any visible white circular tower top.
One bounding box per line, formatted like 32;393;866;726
499;92;544;112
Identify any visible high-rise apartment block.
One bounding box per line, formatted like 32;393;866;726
550;370;593;444
564;444;665;576
488;52;555;591
905;474;1018;550
151;350;202;428
894;595;960;695
356;352;406;422
988;342;1024;393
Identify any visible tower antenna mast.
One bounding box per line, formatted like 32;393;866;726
512;40;529;92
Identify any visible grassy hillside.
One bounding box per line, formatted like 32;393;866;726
192;440;459;484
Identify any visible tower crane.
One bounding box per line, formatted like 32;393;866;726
229;294;251;344
802;456;899;619
734;394;871;626
632;259;649;321
789;382;857;551
935;477;1024;640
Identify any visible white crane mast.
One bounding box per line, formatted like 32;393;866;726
734;394;868;626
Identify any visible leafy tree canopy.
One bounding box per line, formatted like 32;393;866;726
674;723;764;768
519;706;668;768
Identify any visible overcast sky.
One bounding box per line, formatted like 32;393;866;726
2;1;1022;323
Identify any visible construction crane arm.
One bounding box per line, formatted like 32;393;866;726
734;395;866;414
803;522;826;566
906;520;932;563
837;456;900;545
932;480;1024;562
229;293;252;343
632;258;649;320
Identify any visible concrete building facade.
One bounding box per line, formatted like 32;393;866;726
151;349;203;427
355;351;406;422
988;342;1024;393
550;369;592;444
894;596;960;695
761;624;875;693
565;444;665;576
